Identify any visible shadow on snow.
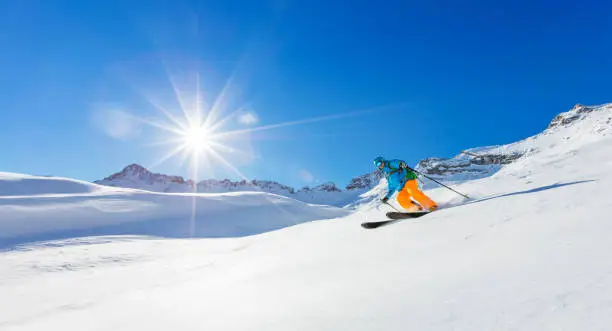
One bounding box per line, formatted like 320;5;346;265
450;180;596;209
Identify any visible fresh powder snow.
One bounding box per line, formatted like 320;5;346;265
1;103;611;330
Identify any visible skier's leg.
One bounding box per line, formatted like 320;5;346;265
396;186;423;212
404;180;438;210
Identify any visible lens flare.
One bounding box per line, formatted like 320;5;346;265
124;64;402;237
182;124;211;153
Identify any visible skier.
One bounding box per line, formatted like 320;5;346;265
374;156;438;212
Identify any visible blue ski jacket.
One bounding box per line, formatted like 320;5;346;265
378;159;418;199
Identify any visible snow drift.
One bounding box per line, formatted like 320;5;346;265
0;172;105;197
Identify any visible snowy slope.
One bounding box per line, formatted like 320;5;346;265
413;103;612;187
0;174;349;249
1;103;612;330
0;172;107;196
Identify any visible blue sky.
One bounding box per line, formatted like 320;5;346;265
1;0;611;188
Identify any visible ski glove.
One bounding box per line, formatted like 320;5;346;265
381;197;389;203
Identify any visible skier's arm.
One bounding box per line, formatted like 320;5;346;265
384;181;398;200
388;159;410;170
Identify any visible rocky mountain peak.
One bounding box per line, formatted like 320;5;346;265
547;103;605;130
100;164;186;185
345;171;382;190
95;102;611;197
312;182;342;192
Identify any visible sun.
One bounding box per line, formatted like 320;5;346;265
119;61;395;238
182;124;212;153
133;67;394;185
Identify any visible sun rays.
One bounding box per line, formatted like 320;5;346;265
182;123;212;153
102;61;406;237
128;69;401;188
120;63;402;204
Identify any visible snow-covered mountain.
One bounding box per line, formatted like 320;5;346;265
411;103;612;185
1;102;612;330
96;163;297;195
94;104;610;205
345;171;382;190
94;164;380;207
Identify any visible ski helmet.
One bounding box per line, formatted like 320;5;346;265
373;156;385;168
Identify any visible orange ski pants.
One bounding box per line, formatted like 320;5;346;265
397;179;438;211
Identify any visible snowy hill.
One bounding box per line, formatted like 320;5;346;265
0;172;106;196
1;103;612;330
0;173;349;249
411;103;612;187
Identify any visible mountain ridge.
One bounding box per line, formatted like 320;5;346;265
3;105;612;331
93;103;611;202
95;163;375;193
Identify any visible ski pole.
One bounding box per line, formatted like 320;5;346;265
408;167;470;199
384;201;402;212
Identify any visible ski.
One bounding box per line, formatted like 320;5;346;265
361;219;394;229
361;211;430;229
386;211;430;219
